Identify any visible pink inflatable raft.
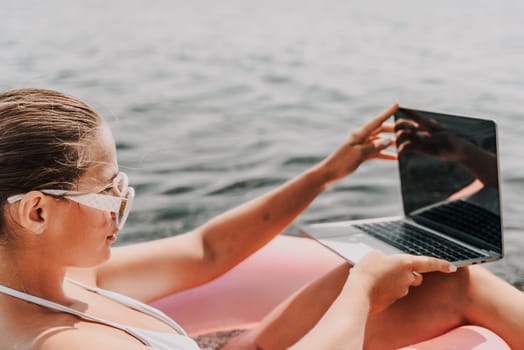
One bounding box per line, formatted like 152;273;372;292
151;235;510;349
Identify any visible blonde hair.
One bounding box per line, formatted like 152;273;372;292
0;88;102;230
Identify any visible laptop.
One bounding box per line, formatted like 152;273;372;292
300;107;503;266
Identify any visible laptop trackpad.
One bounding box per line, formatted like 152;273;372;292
319;232;403;264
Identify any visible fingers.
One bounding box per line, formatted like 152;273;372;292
411;270;424;287
405;255;456;289
352;103;399;143
363;103;399;135
370;123;396;137
359;122;397;158
357;138;398;161
360;137;394;159
410;255;457;274
375;151;398;160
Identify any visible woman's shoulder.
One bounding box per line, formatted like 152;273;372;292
28;326;150;350
0;301;146;350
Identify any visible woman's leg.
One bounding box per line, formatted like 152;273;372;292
461;265;524;350
363;266;524;349
223;264;523;350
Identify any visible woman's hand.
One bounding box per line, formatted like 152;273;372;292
316;103;398;187
348;251;457;314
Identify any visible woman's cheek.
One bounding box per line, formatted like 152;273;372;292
79;206;112;230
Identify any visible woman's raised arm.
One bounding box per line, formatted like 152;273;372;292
94;104;399;302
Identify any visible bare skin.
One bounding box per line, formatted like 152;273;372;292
0;104;522;350
226;258;524;350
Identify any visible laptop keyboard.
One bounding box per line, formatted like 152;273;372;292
413;200;501;249
354;220;483;261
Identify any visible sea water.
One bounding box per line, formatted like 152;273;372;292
1;0;523;288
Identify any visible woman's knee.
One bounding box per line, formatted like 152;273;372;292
412;265;474;324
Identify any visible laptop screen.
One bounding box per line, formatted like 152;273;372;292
394;108;502;253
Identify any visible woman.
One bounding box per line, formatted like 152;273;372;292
0;88;522;350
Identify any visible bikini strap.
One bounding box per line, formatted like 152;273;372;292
65;278;188;336
0;283;152;346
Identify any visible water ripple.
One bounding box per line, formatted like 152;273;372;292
207;177;285;195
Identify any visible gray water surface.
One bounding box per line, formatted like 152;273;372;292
2;0;523;288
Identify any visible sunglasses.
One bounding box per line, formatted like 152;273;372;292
7;172;135;230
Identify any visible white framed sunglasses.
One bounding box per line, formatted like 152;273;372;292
7;172;135;230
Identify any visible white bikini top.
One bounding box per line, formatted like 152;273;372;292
0;279;201;350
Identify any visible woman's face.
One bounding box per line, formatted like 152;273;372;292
43;122;122;268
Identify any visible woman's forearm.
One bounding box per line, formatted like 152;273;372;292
289;280;371;350
197;164;329;272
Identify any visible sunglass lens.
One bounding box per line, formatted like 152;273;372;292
117;187;134;230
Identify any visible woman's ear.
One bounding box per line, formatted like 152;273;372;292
15;191;50;235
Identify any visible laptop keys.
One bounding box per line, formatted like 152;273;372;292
354;220;482;261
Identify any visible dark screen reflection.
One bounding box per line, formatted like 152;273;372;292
394;108;502;252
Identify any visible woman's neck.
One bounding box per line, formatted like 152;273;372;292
0;244;70;305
